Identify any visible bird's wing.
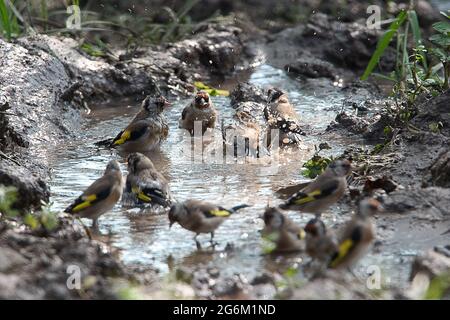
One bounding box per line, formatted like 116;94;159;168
285;178;340;206
111;121;149;146
189;200;231;218
329;226;362;268
65;176;113;213
127;173;170;207
181;105;189;121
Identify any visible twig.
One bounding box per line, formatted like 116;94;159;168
0;150;22;166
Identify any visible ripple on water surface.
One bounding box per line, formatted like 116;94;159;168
49;65;389;281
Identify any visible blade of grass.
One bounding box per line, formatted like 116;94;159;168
0;0;12;40
361;10;408;80
161;0;200;43
408;10;427;69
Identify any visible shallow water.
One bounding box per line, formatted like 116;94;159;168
48;64;423;292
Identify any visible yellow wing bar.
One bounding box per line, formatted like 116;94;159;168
113;130;131;145
72;194;97;212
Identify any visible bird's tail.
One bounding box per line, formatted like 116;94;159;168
230;204;251;212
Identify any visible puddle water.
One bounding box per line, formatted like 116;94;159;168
48;64;419;290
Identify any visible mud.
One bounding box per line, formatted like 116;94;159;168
1;2;448;299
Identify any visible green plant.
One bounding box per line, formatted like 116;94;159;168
194;82;230;96
0;185;58;231
302;154;333;179
425;272;450;299
362;8;449;109
0;0;21;41
429;12;450;89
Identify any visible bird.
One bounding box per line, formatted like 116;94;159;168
64;160;124;229
179;91;217;135
304;217;338;264
264;87;304;148
262;207;305;253
223;109;262;158
110;95;170;153
329;198;381;270
279;159;352;216
122;152;172;209
168;199;249;249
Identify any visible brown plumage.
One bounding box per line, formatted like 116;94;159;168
168;200;249;248
179;91;217;135
304;218;338;264
329;198;381;269
64;160;124;229
122;153;172;208
264;88;304;148
262;207;305;253
280;159;352;216
111;96;170;153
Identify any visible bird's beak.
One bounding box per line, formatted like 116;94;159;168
164;100;171;108
199;98;208;107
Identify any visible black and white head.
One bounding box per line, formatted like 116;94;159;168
267;87;287;103
304;218;327;238
263;207;285;229
105;160;121;174
126;152;155;175
142;95;171;114
327;159;352;177
358;198;382;218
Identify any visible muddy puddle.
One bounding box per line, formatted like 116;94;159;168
48;64;420;290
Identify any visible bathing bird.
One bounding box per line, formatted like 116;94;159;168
64;160;124;229
168;199;249;249
264;87;304;148
329;198;381;269
179;91;217;135
122;152;172;208
279;159;352;216
262;207;305;253
110;95;170;153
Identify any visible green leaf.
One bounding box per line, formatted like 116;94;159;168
302;155;333;179
408;10;427;69
24;214;39;230
432;21;450;34
193;81;229;96
361;10;408;80
425;273;450;299
430;34;450;47
430;48;450;63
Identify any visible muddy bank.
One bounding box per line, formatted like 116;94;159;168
0;20;252;209
1;2;448;299
0;20;253;299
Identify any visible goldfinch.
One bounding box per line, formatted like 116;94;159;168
122;152;172;209
262;207;305;253
264;88;304;148
304;217;338;263
329;198;381;269
179;91;217;135
168;200;249;249
279;159;352;215
64;160;124;229
111;95;170;153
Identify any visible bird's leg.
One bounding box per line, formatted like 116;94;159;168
210;231;218;248
194;234;202;250
77;217;92;240
92;218;99;232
